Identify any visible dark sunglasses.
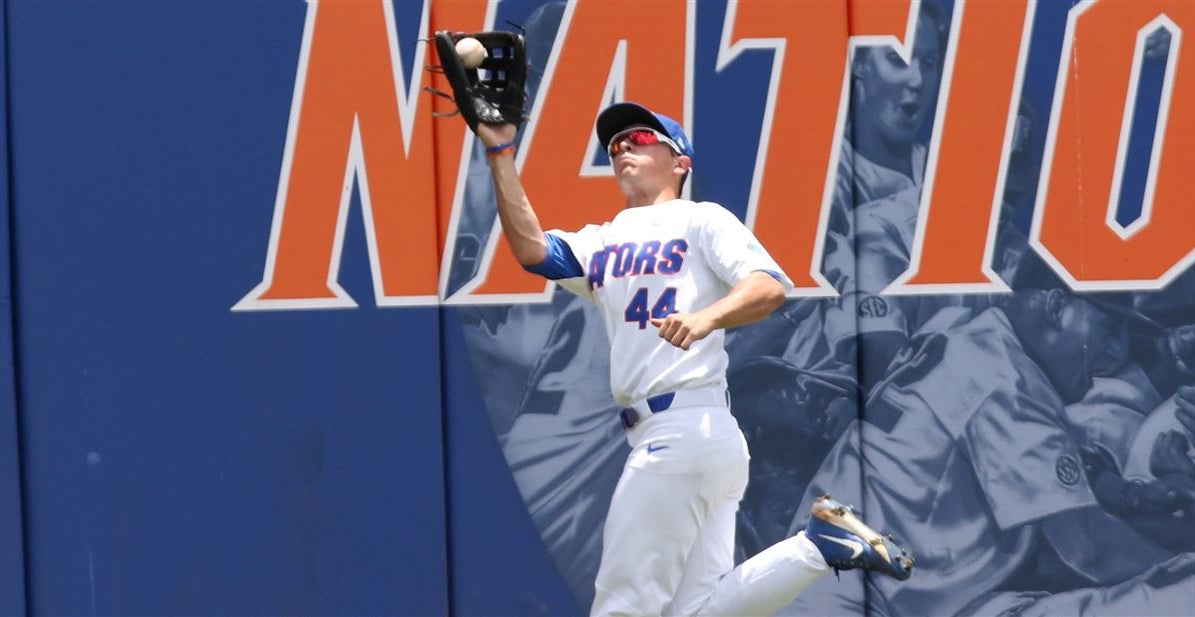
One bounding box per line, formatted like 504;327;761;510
607;128;683;158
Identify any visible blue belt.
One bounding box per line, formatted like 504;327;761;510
619;393;676;429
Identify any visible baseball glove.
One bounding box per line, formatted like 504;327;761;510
428;30;528;133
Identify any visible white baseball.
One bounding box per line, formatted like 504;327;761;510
455;37;487;70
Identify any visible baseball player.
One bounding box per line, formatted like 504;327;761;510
473;101;912;616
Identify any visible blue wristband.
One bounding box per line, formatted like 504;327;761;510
486;141;516;154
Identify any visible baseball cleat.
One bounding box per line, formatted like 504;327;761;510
806;495;914;581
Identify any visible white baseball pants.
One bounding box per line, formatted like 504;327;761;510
590;404;829;616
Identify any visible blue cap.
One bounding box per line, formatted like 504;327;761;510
596;102;694;159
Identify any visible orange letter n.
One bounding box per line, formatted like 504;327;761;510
235;0;441;310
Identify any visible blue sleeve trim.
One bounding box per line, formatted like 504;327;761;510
754;269;784;285
523;232;585;280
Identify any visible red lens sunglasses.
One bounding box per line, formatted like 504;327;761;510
607;128;682;158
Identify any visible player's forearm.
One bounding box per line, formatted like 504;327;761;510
487;152;548;265
1083;472;1195;554
701;271;786;330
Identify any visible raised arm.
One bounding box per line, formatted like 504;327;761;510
477;123;547;266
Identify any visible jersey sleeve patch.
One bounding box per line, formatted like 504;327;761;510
523;232;585;280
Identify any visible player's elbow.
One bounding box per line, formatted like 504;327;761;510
512;236;549;267
755;273;787;315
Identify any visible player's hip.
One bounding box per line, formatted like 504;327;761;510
625;402;748;474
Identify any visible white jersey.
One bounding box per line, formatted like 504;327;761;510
538;199;793;407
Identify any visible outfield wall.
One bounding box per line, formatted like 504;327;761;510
3;1;1193;614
